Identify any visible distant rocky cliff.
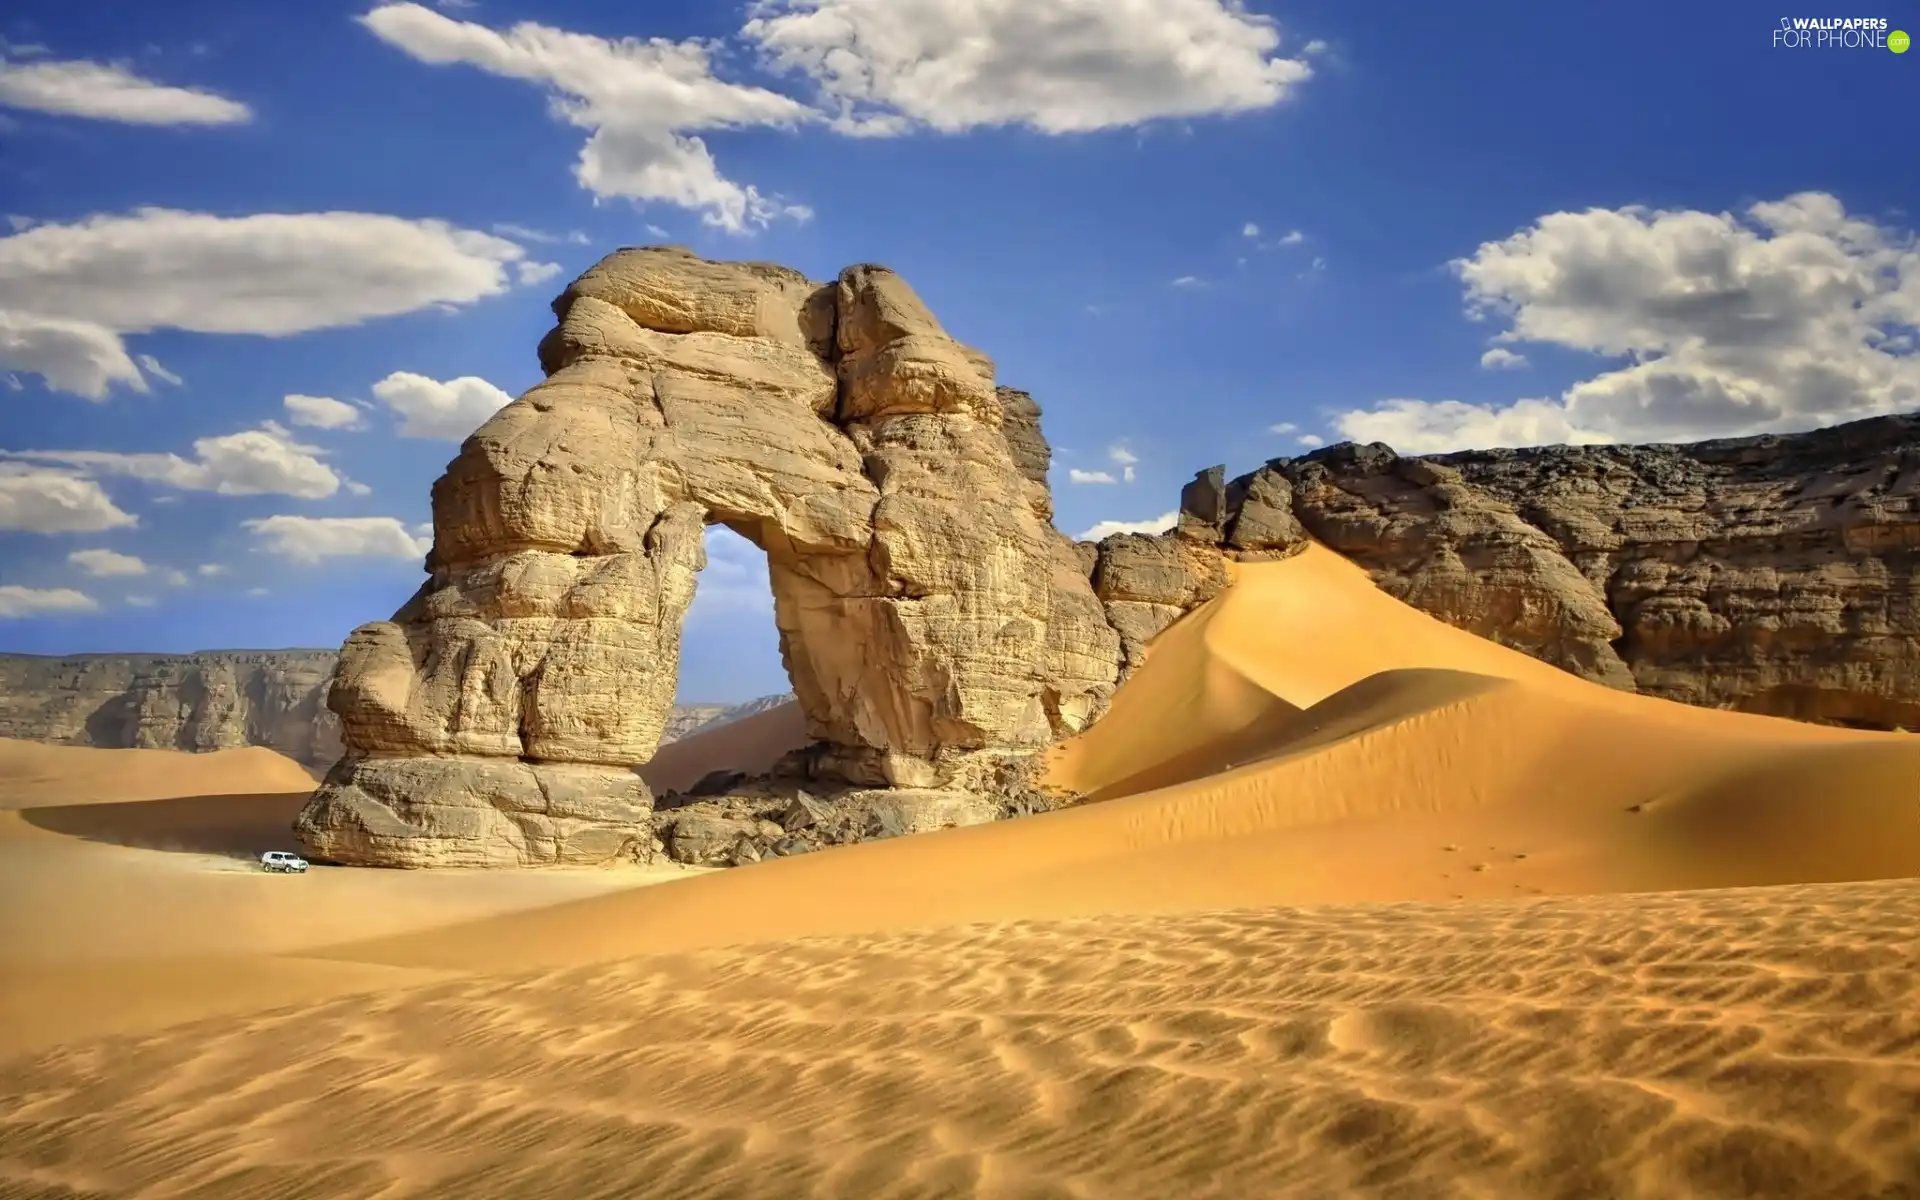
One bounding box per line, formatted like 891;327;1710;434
0;651;344;775
1090;412;1920;731
0;649;790;778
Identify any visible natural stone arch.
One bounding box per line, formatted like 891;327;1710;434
294;247;1126;867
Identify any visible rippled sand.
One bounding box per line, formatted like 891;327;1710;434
8;884;1920;1199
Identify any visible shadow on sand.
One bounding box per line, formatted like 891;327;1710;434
19;792;312;861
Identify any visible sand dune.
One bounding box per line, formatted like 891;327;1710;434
639;699;809;793
0;738;318;808
4;544;1920;1196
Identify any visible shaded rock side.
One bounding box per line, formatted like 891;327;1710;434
0;651;343;775
296;246;1121;867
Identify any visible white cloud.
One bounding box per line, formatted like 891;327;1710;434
0;207;542;397
1302;39;1328;55
244;586;270;598
1068;468;1118;485
1340;192;1920;453
360;3;816;234
243;515;433;563
1269;421;1297;434
1171;275;1205;289
125;595;157;608
284;393;365;430
135;354;182;386
744;0;1313;136
345;480;373;496
686;525;772;617
68;548;147;577
1078;510;1177;541
0;585;98;618
516;259;563;285
0;56;251;125
1296;434;1324;448
1278;229;1305;246
1108;444;1138;483
371;370;515;440
0;465;137;533
10;422;341;499
1242;222;1260;238
0;311;145;399
197;563;226;576
165;569;188;587
645;223;671;239
1479;347;1528;370
1334;397;1606;455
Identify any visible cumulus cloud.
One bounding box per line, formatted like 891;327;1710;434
0;312;145;399
1337;192;1920;452
0;585;98;618
1078;510;1177;541
197;563;226;576
1479;347;1528;370
0;465;137;533
1269;421;1297;434
371;370;515;440
1242;222;1260;238
1278;229;1305;246
9;422;341;499
360;3;816;233
243;515;433;563
1296;434;1323;448
0;208;550;397
1108;444;1139;483
124;595;157;608
743;0;1312;136
284;393;366;430
0;56;251;124
1068;468;1118;485
68;548;147;577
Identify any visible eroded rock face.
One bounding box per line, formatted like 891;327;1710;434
1252;421;1920;727
296;247;1121;868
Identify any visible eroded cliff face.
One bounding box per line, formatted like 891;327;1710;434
295;247;1122;867
1098;417;1920;730
1285;425;1920;729
0;651;343;774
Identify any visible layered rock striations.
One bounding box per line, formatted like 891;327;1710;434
295;248;1123;867
0;651;343;774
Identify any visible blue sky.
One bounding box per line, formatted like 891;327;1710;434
1;0;1915;701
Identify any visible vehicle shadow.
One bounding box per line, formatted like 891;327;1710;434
18;791;312;861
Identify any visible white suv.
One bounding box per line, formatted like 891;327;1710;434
260;850;309;873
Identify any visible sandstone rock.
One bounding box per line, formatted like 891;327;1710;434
297;247;1123;867
664;812;762;866
291;756;652;868
853;788;1002;836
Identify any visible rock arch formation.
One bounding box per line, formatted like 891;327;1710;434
294;248;1133;867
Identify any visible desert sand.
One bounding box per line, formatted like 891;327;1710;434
4;547;1919;1198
